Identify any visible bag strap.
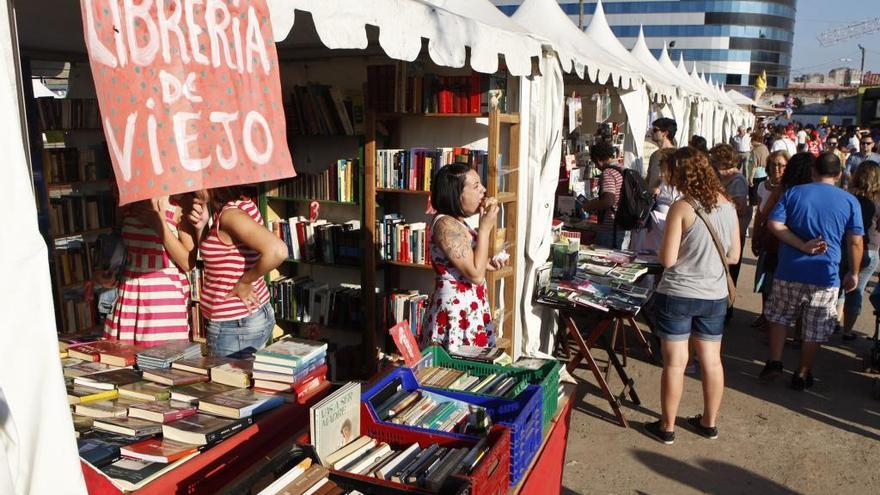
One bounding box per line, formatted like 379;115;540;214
685;198;736;305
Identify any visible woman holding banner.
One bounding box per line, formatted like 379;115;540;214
103;196;204;347
194;186;287;357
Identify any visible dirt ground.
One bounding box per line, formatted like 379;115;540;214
561;250;880;495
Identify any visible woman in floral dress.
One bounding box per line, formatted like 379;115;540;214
422;163;509;350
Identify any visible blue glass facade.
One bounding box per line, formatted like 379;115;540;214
492;0;797;88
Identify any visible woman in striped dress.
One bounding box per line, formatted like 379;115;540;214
103;196;203;347
195;187;287;357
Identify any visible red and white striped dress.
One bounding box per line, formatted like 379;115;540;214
103;205;190;347
200;199;270;321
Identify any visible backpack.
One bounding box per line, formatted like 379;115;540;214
92;232;128;282
606;166;653;230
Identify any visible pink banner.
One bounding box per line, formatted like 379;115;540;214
80;0;295;204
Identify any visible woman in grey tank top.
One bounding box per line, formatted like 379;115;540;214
644;147;741;445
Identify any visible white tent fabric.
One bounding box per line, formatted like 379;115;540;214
519;49;564;358
510;0;637;88
267;0;545;76
728;89;757;107
630;31;689;145
0;1;87;493
583;3;675;102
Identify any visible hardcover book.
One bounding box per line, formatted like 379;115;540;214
142;368;209;386
197;388;283;419
170;381;236;404
309;381;360;464
93;417;164;437
98;453;199;491
162;413;253;446
128;400;198;423
171;356;234;376
117;381;172;401
257;338;328;367
119;438;200;464
210;360;254;388
74;368;142;390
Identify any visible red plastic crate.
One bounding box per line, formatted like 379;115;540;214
360;403;510;495
302;403;510;495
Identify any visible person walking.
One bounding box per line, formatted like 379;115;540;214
771;128;797;157
838;161;880;340
759;153;864;390
709;144;750;289
750;150;790;328
647;118;678;192
644;147;740;445
731;126;752;171
842;135;880;188
749;133;770;207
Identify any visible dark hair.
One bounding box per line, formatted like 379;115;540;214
209;185;257;211
652;118;678;145
431;163;471;217
689;135;708;153
590;142;616;163
781;152;815;188
814;151;841;177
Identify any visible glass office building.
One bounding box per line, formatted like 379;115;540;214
491;1;796;88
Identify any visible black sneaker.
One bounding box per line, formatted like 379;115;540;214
644;420;675;445
686;414;719;439
759;360;784;381
805;372;814;389
791;373;806;391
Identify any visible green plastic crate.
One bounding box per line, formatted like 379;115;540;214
420;346;562;431
418;346;529;402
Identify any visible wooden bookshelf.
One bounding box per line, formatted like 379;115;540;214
364;105;521;362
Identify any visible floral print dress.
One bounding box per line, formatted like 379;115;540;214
422;215;495;350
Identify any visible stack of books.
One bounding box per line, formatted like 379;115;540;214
448;345;512;365
136;342;202;369
260;460;336;495
325;435;487;491
416;366;521;398
377;389;488;434
67;340;143;366
252;338;329;397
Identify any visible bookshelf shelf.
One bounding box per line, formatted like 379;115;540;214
376;188;431;196
379;260;434;270
52;227;112;240
266;196;358;206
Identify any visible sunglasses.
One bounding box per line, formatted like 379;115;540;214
862;142;874;146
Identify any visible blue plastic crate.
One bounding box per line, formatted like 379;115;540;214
362;367;543;486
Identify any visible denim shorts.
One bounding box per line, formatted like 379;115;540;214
653;293;727;342
206;303;275;357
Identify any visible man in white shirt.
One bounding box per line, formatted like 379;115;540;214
731;126;752;170
771;129;797;156
796;126;808;151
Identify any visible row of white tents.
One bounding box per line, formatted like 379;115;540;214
1;2;758;492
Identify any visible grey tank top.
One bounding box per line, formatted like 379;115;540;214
655;201;738;300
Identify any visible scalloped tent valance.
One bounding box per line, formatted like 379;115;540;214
267;0;546;76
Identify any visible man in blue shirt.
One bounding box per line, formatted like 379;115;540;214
760;152;864;390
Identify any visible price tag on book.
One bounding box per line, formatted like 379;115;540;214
309;201;320;223
388;321;421;368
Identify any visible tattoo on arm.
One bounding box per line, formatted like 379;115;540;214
435;218;471;260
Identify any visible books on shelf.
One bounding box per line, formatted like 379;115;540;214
375;147;488;192
59;287;96;332
161;413;253;446
127;400;199;424
35;97;101;130
366;63;508;114
269;277;362;327
135;341;202;369
55;238;89;286
266;158;359;203
309;381;360;463
268;217;362;264
286;84;357;137
381;290;429;338
44;145;112;184
377;214;431;266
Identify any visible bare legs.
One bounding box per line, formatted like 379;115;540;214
768;322;788;361
659;338;723;431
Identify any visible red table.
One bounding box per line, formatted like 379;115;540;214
512;384;574;495
82;382;330;494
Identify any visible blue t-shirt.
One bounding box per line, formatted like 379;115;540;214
770;183;864;287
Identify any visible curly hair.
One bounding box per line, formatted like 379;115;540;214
851;160;880;201
668;147;726;210
781;152;815;189
708;143;739;171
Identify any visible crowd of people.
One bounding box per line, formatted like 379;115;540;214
583;117;877;444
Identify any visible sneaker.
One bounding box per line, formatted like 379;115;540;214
791;373;806;391
842;333;858;341
759;360;784;381
686;414;719;439
805;372;814;389
644;420;675;445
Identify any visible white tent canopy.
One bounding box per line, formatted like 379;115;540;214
630;28;687;98
583;3;675;102
267;0;545;76
728;89;757;107
510;0;638;88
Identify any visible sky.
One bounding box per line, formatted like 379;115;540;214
791;1;880;76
